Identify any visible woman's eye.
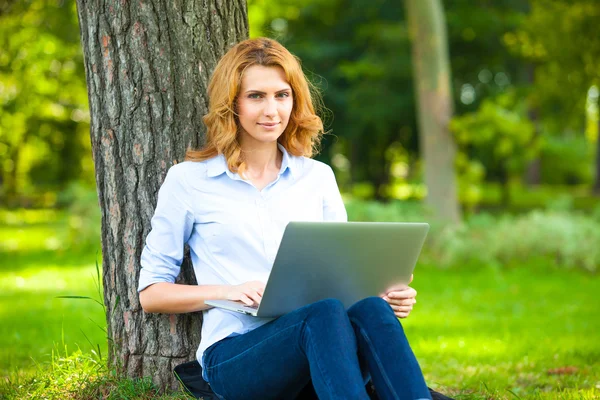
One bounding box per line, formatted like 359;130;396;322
248;93;262;99
277;92;290;98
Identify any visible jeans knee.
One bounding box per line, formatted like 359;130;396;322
307;298;346;317
302;298;351;331
350;296;391;312
347;296;397;324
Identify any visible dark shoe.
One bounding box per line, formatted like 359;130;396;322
428;386;455;400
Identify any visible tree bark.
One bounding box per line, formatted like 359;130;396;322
75;0;248;391
405;0;461;223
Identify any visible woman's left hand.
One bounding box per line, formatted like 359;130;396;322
381;274;417;319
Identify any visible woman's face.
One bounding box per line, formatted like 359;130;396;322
236;65;293;147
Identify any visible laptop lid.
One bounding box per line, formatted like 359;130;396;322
244;221;429;317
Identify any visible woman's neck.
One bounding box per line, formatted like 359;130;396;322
241;141;282;178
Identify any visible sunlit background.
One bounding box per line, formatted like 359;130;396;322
1;0;599;398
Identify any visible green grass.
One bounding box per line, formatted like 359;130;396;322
1;209;599;399
0;210;107;378
406;263;600;399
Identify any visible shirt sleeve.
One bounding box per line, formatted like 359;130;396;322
322;165;348;222
138;166;195;292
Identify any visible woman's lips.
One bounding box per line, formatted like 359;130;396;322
258;122;280;129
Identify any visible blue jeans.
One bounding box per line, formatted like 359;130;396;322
202;297;432;400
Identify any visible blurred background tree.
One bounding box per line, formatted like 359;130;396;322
0;0;92;207
451;90;537;207
405;0;461;223
0;0;598;212
504;0;600;193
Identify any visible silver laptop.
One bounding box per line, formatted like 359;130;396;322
205;221;429;318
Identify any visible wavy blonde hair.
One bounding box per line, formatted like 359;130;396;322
185;37;324;174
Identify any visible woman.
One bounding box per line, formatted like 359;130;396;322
138;37;432;400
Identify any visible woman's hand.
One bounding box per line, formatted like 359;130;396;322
381;274;417;319
224;281;266;306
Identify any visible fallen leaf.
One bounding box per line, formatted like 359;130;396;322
547;366;578;375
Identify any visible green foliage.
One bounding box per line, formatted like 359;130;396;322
0;0;91;205
346;199;600;273
450;91;538;207
345;198;431;222
477;182;599;212
445;0;528;114
539;135;595;185
248;0;564;202
504;0;600;133
57;183;102;252
451;92;537;179
250;0;417;196
428;210;600;272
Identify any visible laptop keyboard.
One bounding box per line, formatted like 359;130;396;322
234;301;259;310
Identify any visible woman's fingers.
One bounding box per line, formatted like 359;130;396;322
391;304;413;312
391;304;414;318
388;288;417;299
384;283;416;318
232;281;266;305
243;288;263;305
386;298;416;307
239;293;254;306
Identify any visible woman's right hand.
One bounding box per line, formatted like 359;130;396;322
224;281;266;306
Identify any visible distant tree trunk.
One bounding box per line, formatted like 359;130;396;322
525;65;541;186
595;118;600;194
75;0;248;391
405;0;461;223
525;107;541;185
498;163;511;207
6;139;25;206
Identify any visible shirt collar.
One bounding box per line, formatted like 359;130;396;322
206;143;297;179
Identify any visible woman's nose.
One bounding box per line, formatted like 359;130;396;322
263;98;277;117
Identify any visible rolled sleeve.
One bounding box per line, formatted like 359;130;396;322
322;166;348;222
138;166;194;292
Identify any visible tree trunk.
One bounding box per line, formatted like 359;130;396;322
595;117;600;195
525;107;541;185
405;0;461;223
6;139;25;207
525;64;541;186
75;0;248;391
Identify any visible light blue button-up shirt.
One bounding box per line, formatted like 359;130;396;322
138;144;347;366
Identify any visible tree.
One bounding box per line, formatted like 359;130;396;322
249;0;532;204
405;0;461;223
450;91;537;206
75;0;248;391
0;0;90;206
505;0;600;192
249;0;418;200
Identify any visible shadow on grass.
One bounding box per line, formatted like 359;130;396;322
0;248;101;273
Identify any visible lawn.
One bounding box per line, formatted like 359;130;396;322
1;209;599;399
0;210;107;379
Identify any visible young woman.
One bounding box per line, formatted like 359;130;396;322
138;37;432;400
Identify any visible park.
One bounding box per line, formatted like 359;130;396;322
1;0;599;399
